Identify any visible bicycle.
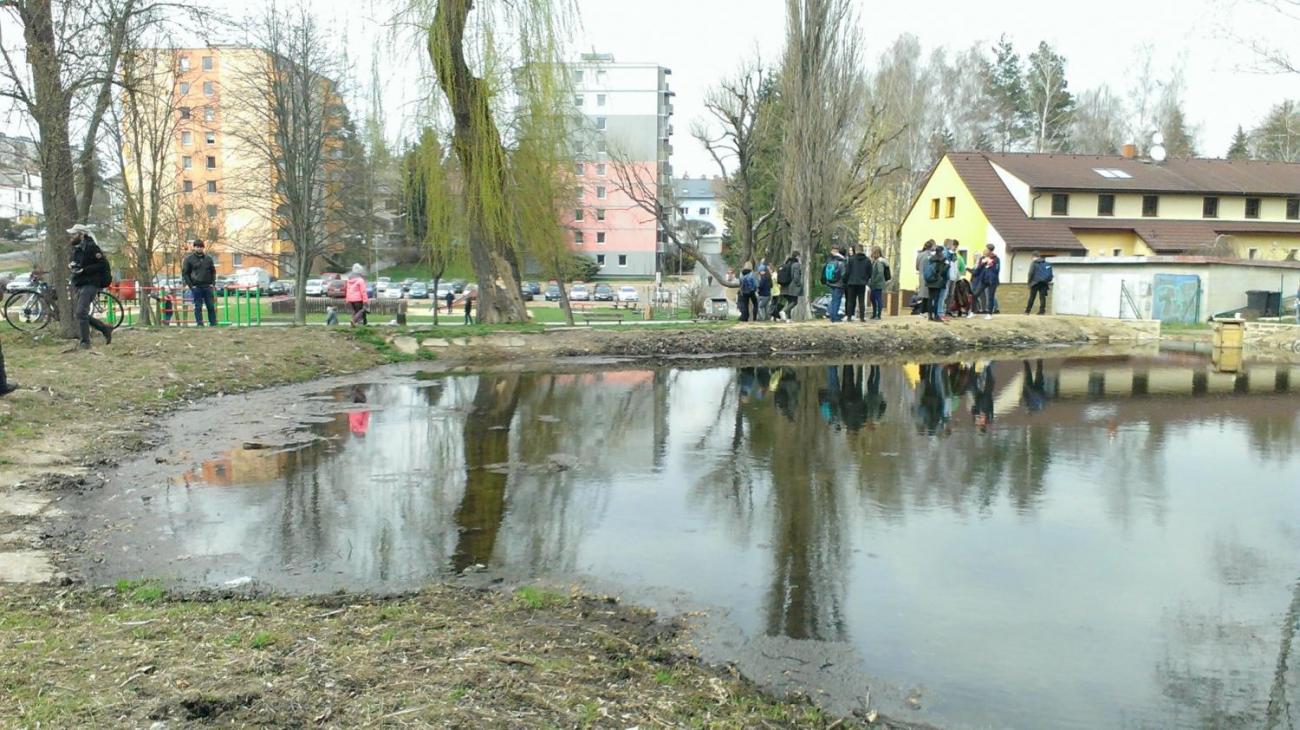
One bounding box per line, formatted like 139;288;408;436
3;269;125;333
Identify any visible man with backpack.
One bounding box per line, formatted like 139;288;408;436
822;246;847;323
1025;251;1053;315
771;251;803;321
844;246;870;322
867;246;890;320
922;246;950;322
755;263;773;322
737;265;758;322
67;224;114;349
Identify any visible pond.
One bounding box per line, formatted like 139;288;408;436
89;350;1300;729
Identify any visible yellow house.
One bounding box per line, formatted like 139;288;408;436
897;151;1300;292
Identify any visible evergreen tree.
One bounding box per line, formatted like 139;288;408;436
1251;101;1300;162
1227;125;1251;159
1024;41;1074;153
988;36;1028;152
1160;106;1197;157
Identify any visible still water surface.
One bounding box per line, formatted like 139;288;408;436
133;352;1300;728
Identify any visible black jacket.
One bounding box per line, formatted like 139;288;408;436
70;236;109;288
182;252;217;287
845;252;871;286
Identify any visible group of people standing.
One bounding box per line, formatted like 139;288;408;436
915;239;1003;322
821;245;892;322
735;251;806;322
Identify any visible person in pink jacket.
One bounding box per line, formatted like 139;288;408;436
345;263;369;326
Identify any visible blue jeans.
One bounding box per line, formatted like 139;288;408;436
191;286;217;326
869;288;884;318
828;287;844;322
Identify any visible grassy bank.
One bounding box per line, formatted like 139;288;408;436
0;583;855;728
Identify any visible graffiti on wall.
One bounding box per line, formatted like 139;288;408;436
1150;274;1201;324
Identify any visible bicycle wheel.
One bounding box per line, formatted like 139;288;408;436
3;290;51;332
94;291;126;330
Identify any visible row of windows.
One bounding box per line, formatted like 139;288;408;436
177;56;215;72
181;155;218;170
928;197;957;219
574;231;608;244
178;106;217;122
574;208;608;221
181;131;218;145
679;207;712;216
181;203;221;218
574;94;607;107
1052;193;1300;220
575;162;607;176
182;180;219;193
573;69;607;84
178;81;217;96
595;253;627;268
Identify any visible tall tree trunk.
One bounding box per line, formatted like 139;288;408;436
23;0;80;338
427;0;528;324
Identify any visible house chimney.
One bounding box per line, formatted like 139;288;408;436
1122;144;1137;159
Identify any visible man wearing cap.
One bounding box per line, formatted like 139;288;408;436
68;224;113;349
181;239;217;327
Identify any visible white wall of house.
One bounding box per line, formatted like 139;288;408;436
1049;258;1300;320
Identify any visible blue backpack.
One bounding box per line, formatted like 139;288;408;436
822;259;844;286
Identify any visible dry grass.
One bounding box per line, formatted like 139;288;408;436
0;583;856;729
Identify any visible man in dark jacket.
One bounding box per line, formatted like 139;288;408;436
771;251;803;321
1025;251;1053;315
68;224;113;348
181;239;218;326
737;265;758;322
843;246;870;322
755;263;773;322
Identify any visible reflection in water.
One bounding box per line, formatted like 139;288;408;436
112;352;1300;729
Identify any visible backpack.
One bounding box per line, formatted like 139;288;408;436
776;261;793;287
822;259;844;286
883;262;892;282
924;258;948;287
95;265;112;288
739;273;756;295
1041;261;1054;283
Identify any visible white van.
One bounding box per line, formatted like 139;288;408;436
233;267;271;293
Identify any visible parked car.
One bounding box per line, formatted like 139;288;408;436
214;276;236;294
519;284;534;301
5;272;32;292
376;277;392;293
407;282;429;299
569;284;590;301
525;281;542;295
450;279;467;294
304;278;325;297
810;293;846;320
617;286;640;303
267;280;290;297
18;228;41;240
593;283;615;302
544;284;562;301
379;284;403;300
435;282;454;299
233;266;272;294
325;279;347;298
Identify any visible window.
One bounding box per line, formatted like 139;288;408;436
574;94;584;106
206;204;218;218
232;253;242;267
597;139;607;153
203;106;215;122
206;180;217;193
1092;168;1133;179
596;163;606;176
1245;197;1261;219
698;207;709;215
596;232;606;244
929;198;940;219
1113;248;1122;257
617;254;627;267
574;231;584;244
574;70;584;83
178;56;190;72
183;203;194;217
1142;195;1159;217
1203;196;1219;218
945;197;956;218
1098;194;1115;217
203;81;214;95
597;94;606;106
1050;193;1069;216
575;162;585;176
596;70;607;83
596;254;605;267
181;131;192;145
596;117;606;130
179;82;190;94
678;207;687;216
574;208;584;221
205;131;216;144
182;180;193;192
1248;248;1259;259
596;209;606;221
596;186;606;200
205;155;216;169
179;107;191;119
182;155;193;169
202;56;213;71
1289;198;1300;220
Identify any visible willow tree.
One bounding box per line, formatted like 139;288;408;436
423;0;573;323
403;127;465;326
780;0;897;318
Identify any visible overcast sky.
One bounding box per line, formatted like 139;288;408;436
313;0;1291;174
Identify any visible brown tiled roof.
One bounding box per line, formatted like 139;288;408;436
982;152;1300;196
945;151;1300;252
946;153;1084;251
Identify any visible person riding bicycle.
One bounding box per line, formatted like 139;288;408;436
68;224;113;349
181;239;218;327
